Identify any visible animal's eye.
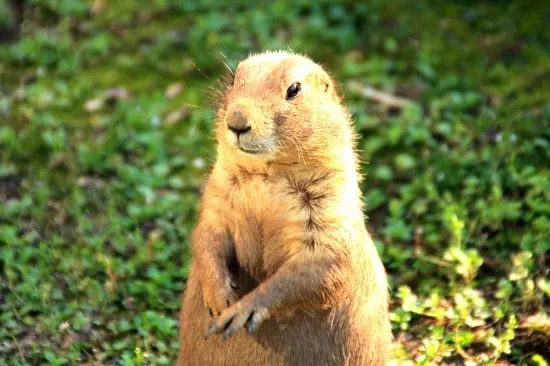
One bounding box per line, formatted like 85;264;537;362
286;82;301;100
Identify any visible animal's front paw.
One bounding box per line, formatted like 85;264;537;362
202;276;239;318
204;297;270;339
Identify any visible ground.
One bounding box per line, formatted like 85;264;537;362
0;0;549;365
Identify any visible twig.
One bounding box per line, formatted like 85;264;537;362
346;81;413;109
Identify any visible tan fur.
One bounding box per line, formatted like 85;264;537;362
177;51;391;365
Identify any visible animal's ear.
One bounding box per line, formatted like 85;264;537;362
322;79;330;93
317;73;339;101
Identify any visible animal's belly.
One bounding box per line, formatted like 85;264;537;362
229;215;266;285
225;180;302;287
180;269;347;366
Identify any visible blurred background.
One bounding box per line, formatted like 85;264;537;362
1;0;549;364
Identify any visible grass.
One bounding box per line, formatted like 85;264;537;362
0;0;549;364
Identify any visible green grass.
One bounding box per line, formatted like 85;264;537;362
1;0;549;364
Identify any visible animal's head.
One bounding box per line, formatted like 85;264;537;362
215;51;353;165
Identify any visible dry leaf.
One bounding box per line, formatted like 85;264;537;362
84;98;104;112
520;313;550;335
84;87;129;112
165;82;184;99
164;107;190;126
104;87;129;103
91;0;106;15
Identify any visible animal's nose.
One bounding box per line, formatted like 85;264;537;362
227;109;251;136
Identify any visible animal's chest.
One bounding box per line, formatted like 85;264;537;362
224;176;301;279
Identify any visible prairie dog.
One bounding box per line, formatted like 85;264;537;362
178;51;391;365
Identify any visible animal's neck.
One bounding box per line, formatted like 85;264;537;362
277;147;362;199
217;142;362;192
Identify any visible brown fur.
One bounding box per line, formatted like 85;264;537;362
177;51;391;365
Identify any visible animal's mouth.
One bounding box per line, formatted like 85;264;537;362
225;127;276;156
232;135;276;156
238;147;263;155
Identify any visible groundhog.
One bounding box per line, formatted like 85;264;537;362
177;51;391;365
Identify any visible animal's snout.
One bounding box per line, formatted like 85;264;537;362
227;108;252;136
